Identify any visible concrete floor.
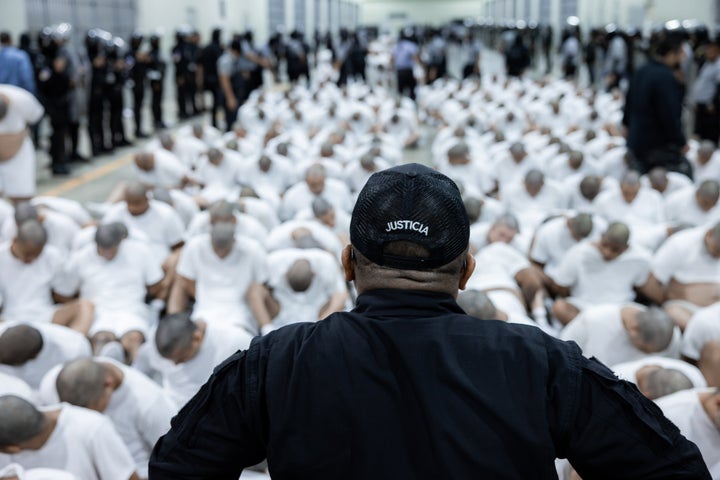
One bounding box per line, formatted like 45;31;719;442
35;47;522;204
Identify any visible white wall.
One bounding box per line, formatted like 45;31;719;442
0;0;28;43
136;0;270;52
647;0;713;25
359;0;482;30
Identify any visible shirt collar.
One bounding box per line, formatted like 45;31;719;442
353;289;464;318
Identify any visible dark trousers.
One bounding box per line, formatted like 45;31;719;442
133;86;145;135
110;91;126;145
150;80;164;128
88;91;105;154
204;82;221;128
176;76;189;118
396;68;416;100
49;115;68;169
694;103;720;143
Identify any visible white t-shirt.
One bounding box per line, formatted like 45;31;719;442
343;161;390;194
236;156;296;196
147;322;254;409
280;178;353;221
0;323;91;389
0;404;136;480
611;356;707;389
0;371;34;401
267;248;346;327
501;180;566;232
38;358;175;478
134;148;189;189
237;196;280;231
435;160;493;198
560;304;680;366
0;464;77;480
489;156;542;194
552;242;651;305
656;389;720;477
640;172;693;198
594;188;665;227
664;187;718;226
0;85;44;196
193;153;242;202
265;219;344;258
58;240;164;337
692;152;720;184
530;215;604;276
466;242;530;292
682;302;720;360
184;211;268;244
652;227;720;285
102;200;184;260
0;210;80;254
0;84;44;134
176;234;268;332
0;243;64;324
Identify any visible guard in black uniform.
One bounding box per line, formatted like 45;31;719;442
106;37;130;147
86;29;110;155
127;32;150;138
150;163;710;480
148;33;166;130
172;27;191;120
197;28;223;128
37;29;71;175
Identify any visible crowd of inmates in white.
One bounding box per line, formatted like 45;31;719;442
1;53;720;480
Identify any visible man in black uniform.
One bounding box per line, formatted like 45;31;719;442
127;32;150;138
172;28;191;120
197;28;223;128
623;32;690;177
37;31;71;175
106;37;130;148
86;29;110;155
149;164;710;479
148;33;166;130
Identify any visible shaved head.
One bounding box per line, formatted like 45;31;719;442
13;202;38;226
17;219;47;248
209;200;235;224
125;181;148;202
0;325;43;366
604;222;630;246
56;358;106;409
457;290;498;320
0;395;46;448
286;259;314;292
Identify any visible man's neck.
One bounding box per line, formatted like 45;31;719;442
25;409;61;450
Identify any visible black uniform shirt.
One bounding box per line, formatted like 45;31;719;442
149;289;710;479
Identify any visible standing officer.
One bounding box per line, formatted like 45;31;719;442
37;29;71;175
148;33;166;130
86;29;110;155
172;27;191;120
127;32;150;138
150;163;710;479
106;37;130;148
197;28;223;128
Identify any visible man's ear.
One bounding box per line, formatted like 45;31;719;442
458;253;476;290
341;244;355;282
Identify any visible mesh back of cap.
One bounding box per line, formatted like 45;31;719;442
350;165;470;270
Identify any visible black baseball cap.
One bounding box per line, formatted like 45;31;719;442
350;163;470;270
